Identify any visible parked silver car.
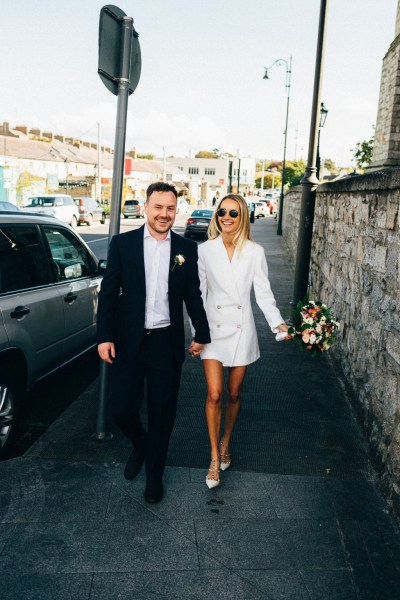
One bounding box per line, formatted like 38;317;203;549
0;211;104;457
24;194;80;228
74;197;106;226
122;199;145;219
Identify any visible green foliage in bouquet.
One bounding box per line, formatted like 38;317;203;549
288;295;339;357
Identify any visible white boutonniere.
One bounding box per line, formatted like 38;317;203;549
172;254;185;271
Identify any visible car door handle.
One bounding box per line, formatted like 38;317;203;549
11;305;31;319
64;292;77;303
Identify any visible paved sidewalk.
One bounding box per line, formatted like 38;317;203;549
1;218;400;599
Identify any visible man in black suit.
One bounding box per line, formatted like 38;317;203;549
97;182;210;503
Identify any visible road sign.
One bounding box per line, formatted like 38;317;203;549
98;4;141;96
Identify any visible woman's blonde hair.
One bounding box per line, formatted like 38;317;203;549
208;194;252;253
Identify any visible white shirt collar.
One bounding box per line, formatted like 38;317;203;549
144;223;171;241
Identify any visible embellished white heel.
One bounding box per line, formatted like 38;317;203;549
219;440;231;471
206;458;220;489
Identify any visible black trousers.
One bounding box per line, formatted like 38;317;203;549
110;327;182;481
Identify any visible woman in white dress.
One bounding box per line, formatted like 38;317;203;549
191;194;290;488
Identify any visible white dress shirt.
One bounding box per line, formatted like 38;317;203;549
143;224;171;329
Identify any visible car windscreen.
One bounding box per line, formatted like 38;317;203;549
190;210;214;218
124;200;139;206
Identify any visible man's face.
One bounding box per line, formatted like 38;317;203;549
145;191;177;239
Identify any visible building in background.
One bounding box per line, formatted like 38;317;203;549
0;122;257;207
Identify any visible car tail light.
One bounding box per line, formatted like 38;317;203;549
187;219;195;224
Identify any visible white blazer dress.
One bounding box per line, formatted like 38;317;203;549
197;236;284;367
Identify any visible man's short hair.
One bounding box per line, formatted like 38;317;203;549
146;182;178;201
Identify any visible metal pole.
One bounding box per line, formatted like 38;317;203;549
228;160;233;193
95;15;134;441
276;56;292;236
316;127;321;179
162;146;166;181
97;122;102;203
260;160;265;192
291;0;329;313
237;158;241;194
65;160;69;194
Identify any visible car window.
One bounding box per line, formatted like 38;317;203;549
43;226;92;281
28;197;55;207
0;225;50;293
63;197;74;206
191;210;214;218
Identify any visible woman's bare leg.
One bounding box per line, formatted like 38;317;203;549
203;359;224;463
220;366;247;451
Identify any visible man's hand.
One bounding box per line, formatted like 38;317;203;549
188;340;204;357
98;342;116;364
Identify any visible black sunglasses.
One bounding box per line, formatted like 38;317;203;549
217;208;240;218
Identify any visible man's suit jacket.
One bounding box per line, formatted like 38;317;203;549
97;226;211;364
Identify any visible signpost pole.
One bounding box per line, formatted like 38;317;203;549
94;5;141;441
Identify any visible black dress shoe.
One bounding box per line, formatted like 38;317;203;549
144;479;163;503
124;447;146;480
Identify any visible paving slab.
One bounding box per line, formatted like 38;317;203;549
1;218;399;600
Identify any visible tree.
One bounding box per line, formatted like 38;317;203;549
323;158;338;174
352;134;374;169
284;159;306;188
195;150;219;159
137;153;154;160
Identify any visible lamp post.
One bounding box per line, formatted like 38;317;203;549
263;56;292;235
291;0;329;313
316;102;328;179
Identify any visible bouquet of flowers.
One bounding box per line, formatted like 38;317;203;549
288;297;340;357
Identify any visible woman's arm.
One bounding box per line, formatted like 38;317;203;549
253;244;286;332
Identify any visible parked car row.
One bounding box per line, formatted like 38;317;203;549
0;210;105;458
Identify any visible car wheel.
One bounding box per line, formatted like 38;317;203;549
70;216;78;228
0;370;20;459
87;214;93;226
100;213;106;224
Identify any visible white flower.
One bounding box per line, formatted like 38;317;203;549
172;254;186;271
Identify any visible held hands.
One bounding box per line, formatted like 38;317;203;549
276;323;292;341
98;342;116;364
188;340;203;357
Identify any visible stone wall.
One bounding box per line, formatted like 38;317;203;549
283;170;400;515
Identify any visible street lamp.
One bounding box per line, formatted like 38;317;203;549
316;102;328;179
291;0;329;314
263;56;292;235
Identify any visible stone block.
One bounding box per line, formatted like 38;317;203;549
373;246;388;272
387;332;400;367
386;201;399;230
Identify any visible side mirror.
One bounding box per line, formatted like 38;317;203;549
64;263;82;279
98;259;107;274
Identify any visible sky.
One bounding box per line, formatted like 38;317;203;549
1;0;398;167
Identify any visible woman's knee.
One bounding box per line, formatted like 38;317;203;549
227;389;241;404
206;389;223;405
